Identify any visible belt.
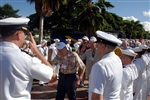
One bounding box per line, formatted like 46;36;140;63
60;72;76;76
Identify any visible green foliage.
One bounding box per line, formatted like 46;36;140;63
0;3;20;18
27;0;148;39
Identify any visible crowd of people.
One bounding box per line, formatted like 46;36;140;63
0;17;150;100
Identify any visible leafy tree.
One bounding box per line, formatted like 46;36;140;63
123;20;144;39
0;3;20;18
71;0;114;36
27;0;60;43
27;0;148;39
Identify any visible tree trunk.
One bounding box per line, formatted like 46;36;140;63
38;13;44;44
86;26;94;37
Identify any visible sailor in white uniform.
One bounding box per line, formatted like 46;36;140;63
21;40;32;53
0;17;57;100
120;49;138;100
146;46;150;100
147;63;150;100
132;44;149;100
140;45;150;100
89;31;123;100
38;40;49;85
48;42;60;79
38;40;48;60
65;39;72;51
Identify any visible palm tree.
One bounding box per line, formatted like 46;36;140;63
123;20;143;39
72;0;114;36
0;3;20;18
27;0;59;43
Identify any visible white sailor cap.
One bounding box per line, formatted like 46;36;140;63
74;42;81;47
24;40;30;44
90;36;97;42
0;17;29;32
54;38;60;42
95;31;122;46
82;36;89;41
132;47;142;53
66;39;71;42
122;49;137;57
56;42;66;49
41;40;47;43
139;44;148;49
122;40;128;45
78;39;82;42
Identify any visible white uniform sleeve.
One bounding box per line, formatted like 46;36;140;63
122;69;130;91
147;65;150;95
89;63;106;95
29;57;53;83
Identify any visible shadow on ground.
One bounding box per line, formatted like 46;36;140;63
31;80;88;100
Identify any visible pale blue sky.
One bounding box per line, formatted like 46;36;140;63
0;0;150;31
0;0;149;21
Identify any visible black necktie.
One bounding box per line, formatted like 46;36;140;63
92;51;95;58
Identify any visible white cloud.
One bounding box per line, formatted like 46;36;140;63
123;16;150;32
123;16;138;22
141;21;150;32
143;10;150;17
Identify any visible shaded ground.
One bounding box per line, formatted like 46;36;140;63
31;80;88;100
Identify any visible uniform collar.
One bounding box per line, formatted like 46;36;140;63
123;63;135;68
101;51;115;59
1;41;20;49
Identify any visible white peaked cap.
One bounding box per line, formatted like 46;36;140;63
24;40;30;44
41;40;47;43
90;36;97;42
82;36;89;41
56;42;66;49
54;38;60;42
122;49;137;57
0;17;29;25
74;42;81;47
66;39;71;42
132;47;142;52
96;31;122;46
135;41;141;46
78;39;82;42
0;17;29;32
139;44;148;49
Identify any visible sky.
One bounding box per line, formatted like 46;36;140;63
0;0;150;31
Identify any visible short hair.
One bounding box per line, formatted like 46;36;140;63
126;55;135;61
136;51;143;57
142;49;147;54
106;45;116;52
0;29;18;38
148;48;150;53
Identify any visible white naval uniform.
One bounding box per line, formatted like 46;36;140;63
66;44;72;52
49;44;60;77
148;64;150;96
120;64;138;100
133;58;145;97
89;52;123;100
133;54;149;100
38;46;48;60
22;48;32;53
38;46;49;84
141;54;150;99
147;53;150;96
0;42;53;100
